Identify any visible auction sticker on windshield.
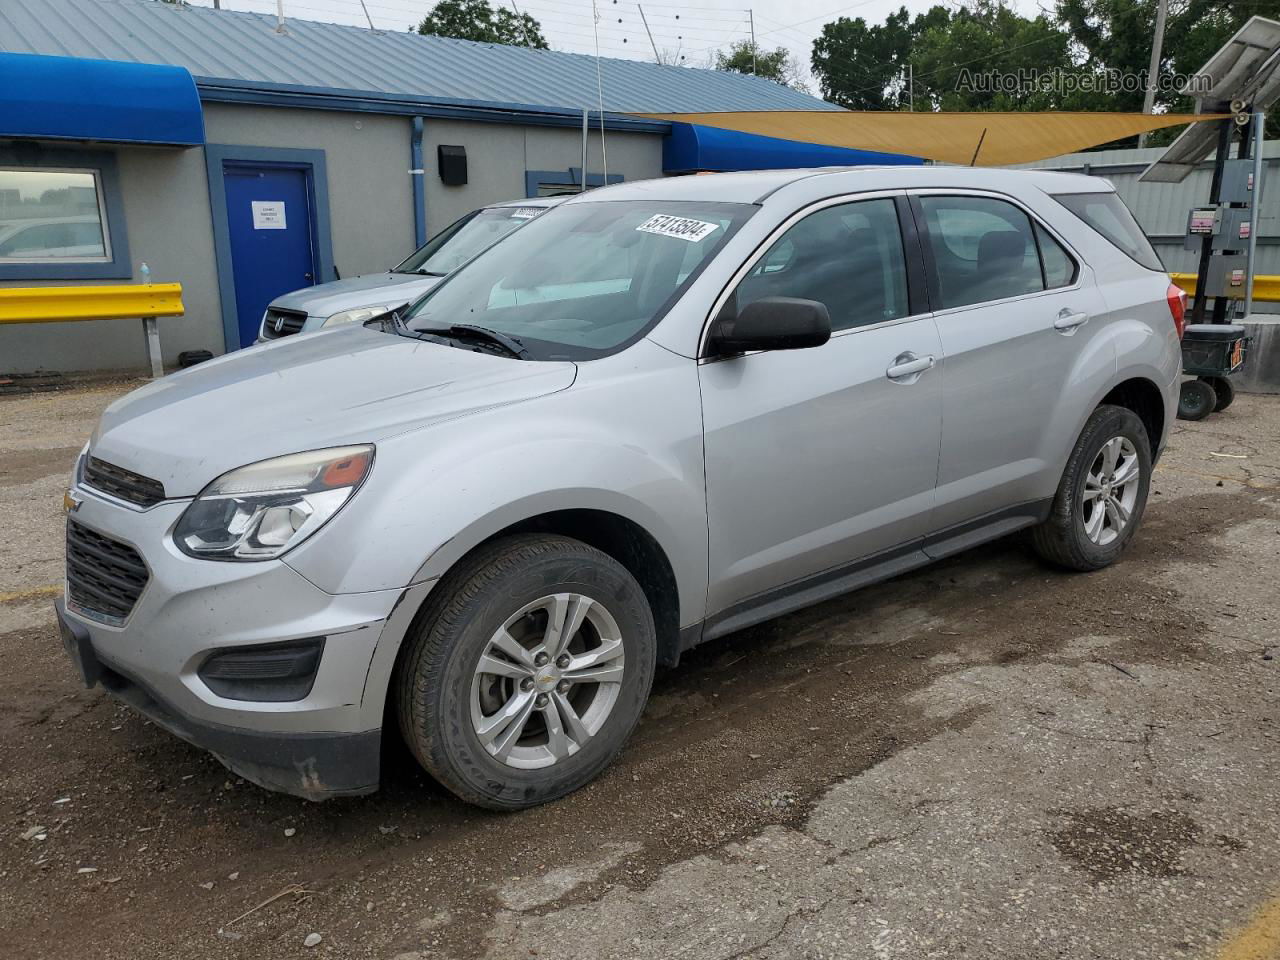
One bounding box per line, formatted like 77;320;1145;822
508;207;543;220
636;214;719;243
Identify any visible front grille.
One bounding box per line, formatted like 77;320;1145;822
261;307;307;340
66;520;150;623
83;457;166;508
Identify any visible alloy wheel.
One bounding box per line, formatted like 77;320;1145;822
469;593;625;770
1081;436;1140;547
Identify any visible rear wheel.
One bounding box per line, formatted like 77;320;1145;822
1178;379;1217;421
1032;404;1152;572
396;534;656;810
1199;375;1235;412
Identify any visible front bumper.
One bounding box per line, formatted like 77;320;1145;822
58;598;380;797
58;484;429;799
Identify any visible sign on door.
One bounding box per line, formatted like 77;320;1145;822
251;200;287;230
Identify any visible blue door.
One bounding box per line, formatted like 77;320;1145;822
223;165;317;348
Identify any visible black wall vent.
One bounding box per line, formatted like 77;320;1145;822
438;144;468;186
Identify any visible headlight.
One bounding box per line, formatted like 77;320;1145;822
323;304;401;328
174;445;373;561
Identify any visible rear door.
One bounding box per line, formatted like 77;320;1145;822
699;193;943;617
910;191;1109;541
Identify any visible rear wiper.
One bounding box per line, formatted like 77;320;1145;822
425;323;533;360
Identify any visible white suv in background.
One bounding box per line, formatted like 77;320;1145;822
256;196;564;340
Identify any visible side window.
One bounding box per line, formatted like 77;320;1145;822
918;195;1045;309
732;197;910;333
1035;223;1077;289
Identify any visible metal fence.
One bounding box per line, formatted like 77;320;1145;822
1019;141;1280;313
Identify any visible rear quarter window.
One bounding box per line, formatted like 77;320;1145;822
1053;192;1164;273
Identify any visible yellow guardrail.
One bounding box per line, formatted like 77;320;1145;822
0;283;184;324
1170;273;1280;303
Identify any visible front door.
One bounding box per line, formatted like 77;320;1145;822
699;194;943;617
223;164;317;348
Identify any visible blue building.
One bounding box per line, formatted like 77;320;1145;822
0;0;918;373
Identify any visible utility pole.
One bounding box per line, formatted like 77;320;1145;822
1137;0;1170;149
637;5;661;63
511;0;532;46
749;8;756;74
908;62;914;111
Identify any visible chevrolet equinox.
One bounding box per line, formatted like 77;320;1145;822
58;167;1183;809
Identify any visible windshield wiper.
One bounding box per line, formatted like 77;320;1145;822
415;323;533;360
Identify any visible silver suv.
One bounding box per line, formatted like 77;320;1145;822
57;167;1182;809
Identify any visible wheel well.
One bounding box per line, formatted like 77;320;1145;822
1100;378;1165;452
432;509;682;667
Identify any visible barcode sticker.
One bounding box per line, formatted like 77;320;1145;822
636;214;719;243
508;207;543;220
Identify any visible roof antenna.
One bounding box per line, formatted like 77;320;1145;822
275;0;286;34
357;0;375;30
591;0;609;186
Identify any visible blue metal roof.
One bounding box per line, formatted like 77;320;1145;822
665;122;923;173
0;0;838;118
0;52;204;146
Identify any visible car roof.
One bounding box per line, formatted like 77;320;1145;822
558;166;1113;206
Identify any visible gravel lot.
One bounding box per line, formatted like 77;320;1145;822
1;380;1278;960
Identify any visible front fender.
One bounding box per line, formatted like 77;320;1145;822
283;340;708;624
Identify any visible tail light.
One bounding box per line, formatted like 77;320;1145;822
1166;283;1187;339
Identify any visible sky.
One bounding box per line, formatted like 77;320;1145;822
180;0;1041;92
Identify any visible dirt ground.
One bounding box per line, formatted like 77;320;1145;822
1;380;1278;960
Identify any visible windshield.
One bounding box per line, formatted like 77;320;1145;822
401;200;754;360
395;205;547;276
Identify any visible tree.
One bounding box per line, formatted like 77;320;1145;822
714;40;808;92
813;1;1086;112
912;1;1080;111
1058;0;1280;113
416;0;548;49
811;6;949;110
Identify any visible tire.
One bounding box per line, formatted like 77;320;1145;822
1031;404;1152;572
1177;379;1217;421
396;534;656;810
1199;375;1235;412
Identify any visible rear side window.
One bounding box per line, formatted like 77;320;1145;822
917;195;1045;309
1054;192;1163;272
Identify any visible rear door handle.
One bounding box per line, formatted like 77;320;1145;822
1054;308;1089;333
886;353;936;381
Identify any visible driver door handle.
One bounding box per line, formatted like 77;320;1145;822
1054;308;1089;333
886;353;936;381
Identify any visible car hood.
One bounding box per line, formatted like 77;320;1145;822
271;272;441;318
89;326;577;497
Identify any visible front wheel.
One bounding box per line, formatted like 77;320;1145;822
1032;404;1152;572
396;534;656;810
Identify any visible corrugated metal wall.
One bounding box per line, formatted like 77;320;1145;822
1020;141;1280;313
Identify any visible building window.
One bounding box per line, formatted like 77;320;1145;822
0;169;110;263
0;149;130;281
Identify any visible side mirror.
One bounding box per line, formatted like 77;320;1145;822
711;297;831;355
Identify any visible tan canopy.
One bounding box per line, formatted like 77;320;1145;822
632;111;1228;166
